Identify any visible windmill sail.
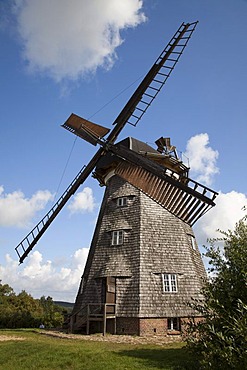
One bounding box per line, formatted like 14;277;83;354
15;21;200;264
15;148;104;264
94;139;218;225
115;160;216;225
112;22;198;129
62;113;110;146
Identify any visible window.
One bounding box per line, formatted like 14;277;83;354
167;317;180;331
191;235;196;250
111;230;124;245
116;197;127;207
162;274;177;292
188;233;196;250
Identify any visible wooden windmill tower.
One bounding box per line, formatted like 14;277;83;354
15;22;218;336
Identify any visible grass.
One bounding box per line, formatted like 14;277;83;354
0;330;191;370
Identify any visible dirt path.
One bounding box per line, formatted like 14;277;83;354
0;335;25;341
0;331;182;345
40;330;182;346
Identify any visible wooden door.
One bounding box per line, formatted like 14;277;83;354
102;277;116;313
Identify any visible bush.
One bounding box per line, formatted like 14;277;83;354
185;220;247;370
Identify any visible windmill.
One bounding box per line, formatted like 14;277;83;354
15;22;218;336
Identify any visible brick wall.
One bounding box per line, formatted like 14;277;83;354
181;316;204;333
116;317;140;335
139;318;167;336
116;316;188;339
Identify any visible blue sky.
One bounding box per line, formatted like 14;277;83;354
0;0;246;301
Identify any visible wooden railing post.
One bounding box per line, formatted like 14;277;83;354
103;304;107;336
86;304;90;335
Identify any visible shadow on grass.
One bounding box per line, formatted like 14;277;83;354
117;347;196;370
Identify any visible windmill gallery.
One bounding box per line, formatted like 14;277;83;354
15;22;218;337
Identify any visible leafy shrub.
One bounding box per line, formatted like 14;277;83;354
185;220;247;370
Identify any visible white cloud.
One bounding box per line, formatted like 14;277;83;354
68;187;95;214
194;190;247;245
184;134;246;252
0;248;89;301
184;133;219;186
14;0;146;82
0;186;53;228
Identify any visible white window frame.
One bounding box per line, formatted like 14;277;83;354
111;230;124;245
162;273;178;293
167;317;180;331
116;197;127;207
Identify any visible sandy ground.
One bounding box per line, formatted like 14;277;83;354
0;335;25;341
39;330;182;346
0;330;182;345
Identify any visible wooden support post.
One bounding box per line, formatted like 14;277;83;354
114;316;117;335
86;304;90;335
103;304;107;336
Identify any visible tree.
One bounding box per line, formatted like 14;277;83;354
0;284;43;328
0;282;64;329
0;281;14;297
39;295;64;328
185;219;247;370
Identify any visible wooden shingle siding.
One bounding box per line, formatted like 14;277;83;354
138;190;205;317
71;175;206;334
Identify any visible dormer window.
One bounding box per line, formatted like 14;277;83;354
111;230;124;245
116;197;127;207
188;233;196;250
162;273;178;293
191;235;196;250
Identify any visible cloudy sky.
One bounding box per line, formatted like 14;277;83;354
1;0;246;302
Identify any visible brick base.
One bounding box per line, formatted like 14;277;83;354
139;318;167;336
116;317;140;335
72;316;204;336
116;316;203;337
116;317;170;336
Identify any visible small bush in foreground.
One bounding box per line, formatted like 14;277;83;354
185;220;247;370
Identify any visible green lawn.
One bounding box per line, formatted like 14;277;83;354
0;330;191;370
